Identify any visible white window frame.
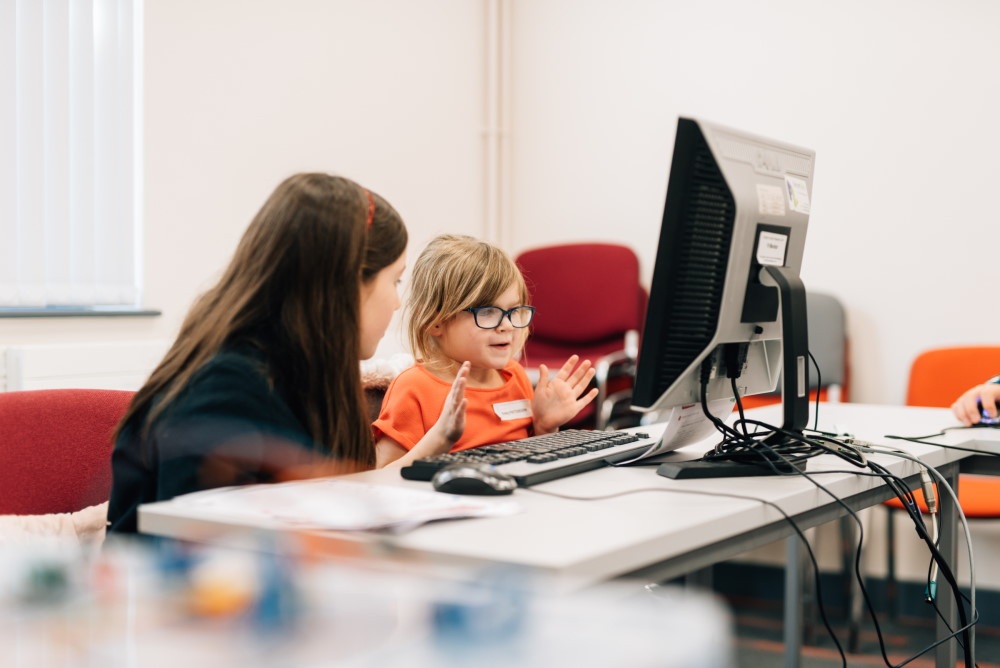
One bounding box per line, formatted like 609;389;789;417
1;0;143;311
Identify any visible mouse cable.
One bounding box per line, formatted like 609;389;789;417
883;422;1000;446
522;483;850;667
884;433;1000;459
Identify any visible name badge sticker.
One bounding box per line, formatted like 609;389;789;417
493;399;532;421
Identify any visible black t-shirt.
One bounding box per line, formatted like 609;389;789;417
107;346;326;533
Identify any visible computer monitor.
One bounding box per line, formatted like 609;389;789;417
631;117;815;476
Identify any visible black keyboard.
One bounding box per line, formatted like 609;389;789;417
400;429;655;487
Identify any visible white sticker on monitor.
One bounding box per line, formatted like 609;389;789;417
756;231;788;266
785;176;811;214
756;184;786;216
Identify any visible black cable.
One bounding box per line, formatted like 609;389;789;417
707;417;972;665
521;483;849;667
859;457;976;668
684;358;974;666
885;432;1000;458
763;454;975;668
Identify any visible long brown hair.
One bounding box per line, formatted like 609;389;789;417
118;173;406;470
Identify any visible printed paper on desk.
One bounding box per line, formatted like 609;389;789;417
173;479;521;532
616;398;736;464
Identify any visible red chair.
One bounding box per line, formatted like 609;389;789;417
0;389;134;515
515;242;647;430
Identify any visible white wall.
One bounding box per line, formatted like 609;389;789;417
509;0;1000;406
0;0;489;359
4;0;997;401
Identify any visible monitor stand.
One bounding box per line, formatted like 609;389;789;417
657;265;811;481
656;454;807;480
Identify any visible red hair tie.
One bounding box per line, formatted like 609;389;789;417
364;189;375;226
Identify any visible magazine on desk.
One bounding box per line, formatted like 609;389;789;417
170;478;521;532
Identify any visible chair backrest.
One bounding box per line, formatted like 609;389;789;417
731;291;849;409
806;291;849;398
515;242;647;364
906;346;1000;407
0;389;134;515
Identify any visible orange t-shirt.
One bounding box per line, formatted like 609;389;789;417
372;361;534;452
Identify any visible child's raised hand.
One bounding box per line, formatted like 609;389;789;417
531;355;599;434
429;361;470;448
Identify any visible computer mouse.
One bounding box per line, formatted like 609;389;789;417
976;400;1000;426
431;463;518;496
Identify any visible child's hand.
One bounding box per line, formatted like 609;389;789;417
531;355;599;434
429;361;470;448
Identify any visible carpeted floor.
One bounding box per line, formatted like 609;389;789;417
730;597;999;667
714;563;999;667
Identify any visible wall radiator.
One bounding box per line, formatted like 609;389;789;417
0;341;170;392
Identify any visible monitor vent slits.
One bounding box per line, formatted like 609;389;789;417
655;142;735;393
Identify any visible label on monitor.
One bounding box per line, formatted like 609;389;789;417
755;231;788;266
756;184;786;216
785;176;811;214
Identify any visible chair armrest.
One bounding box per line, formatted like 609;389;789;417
592;331;641;430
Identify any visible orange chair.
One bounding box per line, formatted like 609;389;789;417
882;346;1000;612
515;242;647;430
0;388;135;515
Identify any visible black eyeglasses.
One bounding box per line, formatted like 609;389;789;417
462;305;536;329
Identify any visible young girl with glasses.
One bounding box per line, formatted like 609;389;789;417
373;234;598;468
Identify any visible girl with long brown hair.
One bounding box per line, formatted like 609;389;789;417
108;173;466;533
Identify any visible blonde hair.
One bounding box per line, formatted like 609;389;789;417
407;234;530;371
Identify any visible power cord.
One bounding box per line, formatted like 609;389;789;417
699;374;974;666
843;440;978;668
630;353;976;667
521;483;850;667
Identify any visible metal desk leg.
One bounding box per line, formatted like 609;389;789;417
936;463;963;668
784;536;803;668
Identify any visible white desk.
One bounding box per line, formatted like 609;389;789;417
139;403;1000;668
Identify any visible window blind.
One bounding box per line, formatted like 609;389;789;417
0;0;142;308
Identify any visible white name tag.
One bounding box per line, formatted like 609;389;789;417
493;399;532;421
